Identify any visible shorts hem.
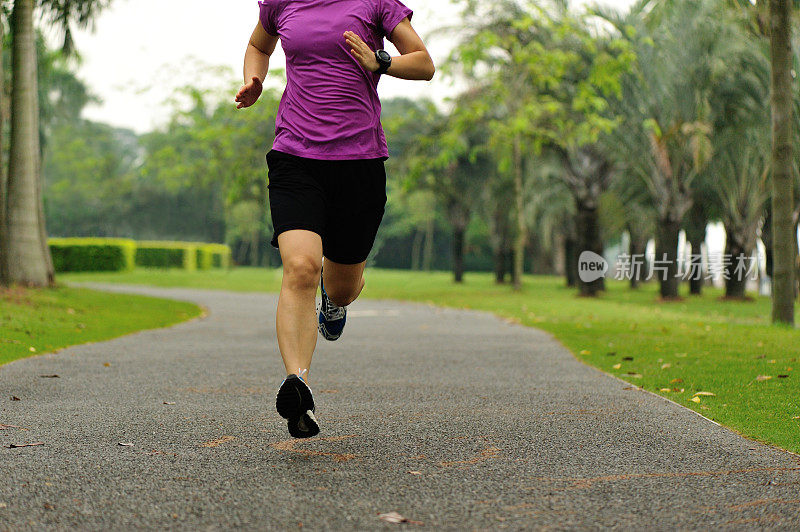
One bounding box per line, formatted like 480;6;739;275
270;223;324;248
321;252;370;265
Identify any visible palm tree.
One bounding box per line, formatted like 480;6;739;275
0;8;7;283
712;134;771;298
600;0;754;299
768;0;796;324
555;145;614;296
2;0;112;287
4;0;51;286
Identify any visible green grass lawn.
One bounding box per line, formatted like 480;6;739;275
0;284;203;367
62;267;800;453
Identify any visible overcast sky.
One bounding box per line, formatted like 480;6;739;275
49;0;637;134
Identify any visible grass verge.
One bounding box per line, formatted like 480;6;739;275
61;267;800;453
1;283;203;367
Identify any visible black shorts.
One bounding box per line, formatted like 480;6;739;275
266;149;387;265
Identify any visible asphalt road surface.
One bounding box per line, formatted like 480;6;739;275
2;283;799;530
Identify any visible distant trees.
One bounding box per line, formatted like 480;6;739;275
9;0;797;324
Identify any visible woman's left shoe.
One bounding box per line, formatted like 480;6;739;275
318;277;347;341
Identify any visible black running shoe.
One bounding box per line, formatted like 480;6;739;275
275;369;319;438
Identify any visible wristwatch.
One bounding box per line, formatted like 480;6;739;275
375;49;392;75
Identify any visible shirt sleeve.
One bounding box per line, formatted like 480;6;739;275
377;0;413;38
258;0;280;36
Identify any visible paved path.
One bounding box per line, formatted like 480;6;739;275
1;283;799;530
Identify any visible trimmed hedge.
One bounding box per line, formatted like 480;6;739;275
48;238;231;273
198;243;232;270
136;241;198;271
49;238;136;273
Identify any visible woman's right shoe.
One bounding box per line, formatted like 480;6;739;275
275;369;319;438
318;277;347;341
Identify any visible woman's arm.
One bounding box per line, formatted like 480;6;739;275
344;18;435;81
236;22;280;109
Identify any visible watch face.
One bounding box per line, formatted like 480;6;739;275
377;50;391;62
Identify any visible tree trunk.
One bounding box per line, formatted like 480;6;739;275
494;248;506;284
422;216;434;271
0;17;6;283
724;231;749;299
489;205;508;283
452;225;465;283
4;0;50;287
688;236;705;295
411;229;423;271
628;227;649;290
37;148;55;284
552;230;566;276
576;200;604;296
655;217;681;299
512;134;525;291
769;0;796;325
565;234;577;288
684;203;707;295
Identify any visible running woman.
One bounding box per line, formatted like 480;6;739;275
235;0;434;438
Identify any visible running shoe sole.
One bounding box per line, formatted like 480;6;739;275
276;375;319;439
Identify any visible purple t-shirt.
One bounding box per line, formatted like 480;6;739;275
258;0;413;160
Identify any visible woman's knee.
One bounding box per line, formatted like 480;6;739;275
283;255;322;291
326;277;364;307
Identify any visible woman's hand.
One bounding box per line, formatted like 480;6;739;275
344;31;380;72
235;76;263;109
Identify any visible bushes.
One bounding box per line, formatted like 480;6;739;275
135;241;198;271
49;238;136;272
48;238;231;273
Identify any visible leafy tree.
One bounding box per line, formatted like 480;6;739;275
449;0;633;292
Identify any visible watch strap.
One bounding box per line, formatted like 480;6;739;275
375;50;392;75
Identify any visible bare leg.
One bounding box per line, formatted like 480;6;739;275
276;230;323;377
322;258;367;307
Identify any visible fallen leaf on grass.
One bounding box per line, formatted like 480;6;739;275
579;350;591;356
756;375;772;382
793;416;800;420
693;391;715;397
8;442;44;448
612;363;622;370
690;397;701;403
659;388;671;392
622;356;634;361
671;378;683;384
625;372;643;378
39;375;59;379
28;347;36;353
661;363;672;370
378;512;423;525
